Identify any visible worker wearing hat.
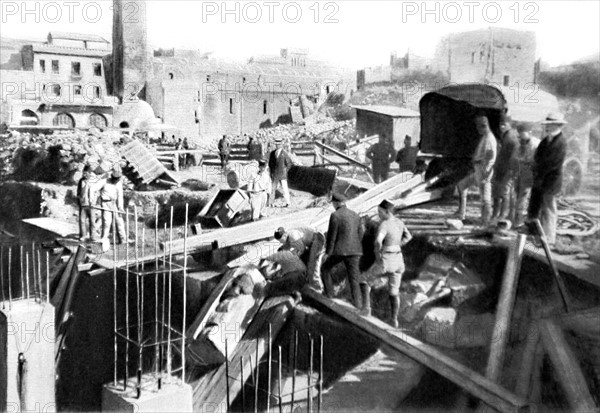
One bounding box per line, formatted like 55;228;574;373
511;122;540;227
247;158;272;221
268;137;293;207
77;164;100;241
361;199;412;327
321;192;365;310
528;112;568;245
455;114;498;226
492;113;519;221
100;165;128;245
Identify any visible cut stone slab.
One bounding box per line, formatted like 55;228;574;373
421;311;495;349
102;375;192;412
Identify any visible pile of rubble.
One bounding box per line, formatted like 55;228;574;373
0;129;125;184
202;118;356;152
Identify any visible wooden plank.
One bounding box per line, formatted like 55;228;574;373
484;234;527;382
314;141;372;172
539;319;598;412
301;287;529;413
191;296;297;409
515;325;541;399
553;307;600;337
22;218;79;238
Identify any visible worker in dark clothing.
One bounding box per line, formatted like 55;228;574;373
395;135;419;173
247;136;263;162
269;137;293;206
492;114;520;220
367;134;396;183
528;112;568;245
218;135;231;169
321;193;365;310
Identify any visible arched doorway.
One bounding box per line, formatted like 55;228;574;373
20;109;39;125
53;112;75;128
89;113;108;129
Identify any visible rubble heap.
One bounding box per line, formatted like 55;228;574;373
0;129;125;184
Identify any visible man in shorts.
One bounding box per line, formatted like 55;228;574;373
362;199;412;328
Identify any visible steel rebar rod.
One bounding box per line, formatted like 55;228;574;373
46;251;50;304
318;335;323;413
167;206;174;376
182;204;189;382
225;339;231;410
25;252;30;301
278;346;283;413
308;335;313;413
267;324;272;413
8;248;12;309
113;210;118;387
37;251;42;304
134;206;142;397
1;246;5;308
154;203;159;381
19;245;24;300
292;330;298;410
241;356;246;412
31;243;36;301
125;209;130;391
254;339;260;413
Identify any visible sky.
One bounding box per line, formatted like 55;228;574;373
1;0;599;69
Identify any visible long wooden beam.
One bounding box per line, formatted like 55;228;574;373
165;173;423;255
191;296;297;410
314;141;372;173
484;234;527;382
539;319;598;413
301;287;529;413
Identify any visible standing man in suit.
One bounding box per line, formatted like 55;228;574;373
528;113;568;245
321;193;365;310
269;137;293;207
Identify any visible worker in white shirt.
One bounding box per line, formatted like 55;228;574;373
247;159;272;221
455;114;498;226
100;166;129;244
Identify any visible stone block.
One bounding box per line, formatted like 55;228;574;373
102;376;192;413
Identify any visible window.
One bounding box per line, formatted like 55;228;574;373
89;113;107;128
71;62;81;76
263;100;267;115
471;52;476;64
326;86;331;94
39;59;46;73
52;60;59;74
92;86;101;99
503;75;510;86
20;109;38;125
74;85;82;96
53;112;75;128
229;98;233;114
93;63;102;76
46;84;61;96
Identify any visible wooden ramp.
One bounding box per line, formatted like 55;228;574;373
190;296;298;410
301;287;529;413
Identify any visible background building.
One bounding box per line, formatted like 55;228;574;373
0;32;114;129
433;27;537;86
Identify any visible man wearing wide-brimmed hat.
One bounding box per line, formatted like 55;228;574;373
247;158;271;221
527;112;568;245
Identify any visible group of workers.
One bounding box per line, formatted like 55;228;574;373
456;111;568;245
363;134;419;183
77;163;130;246
260;193;411;328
